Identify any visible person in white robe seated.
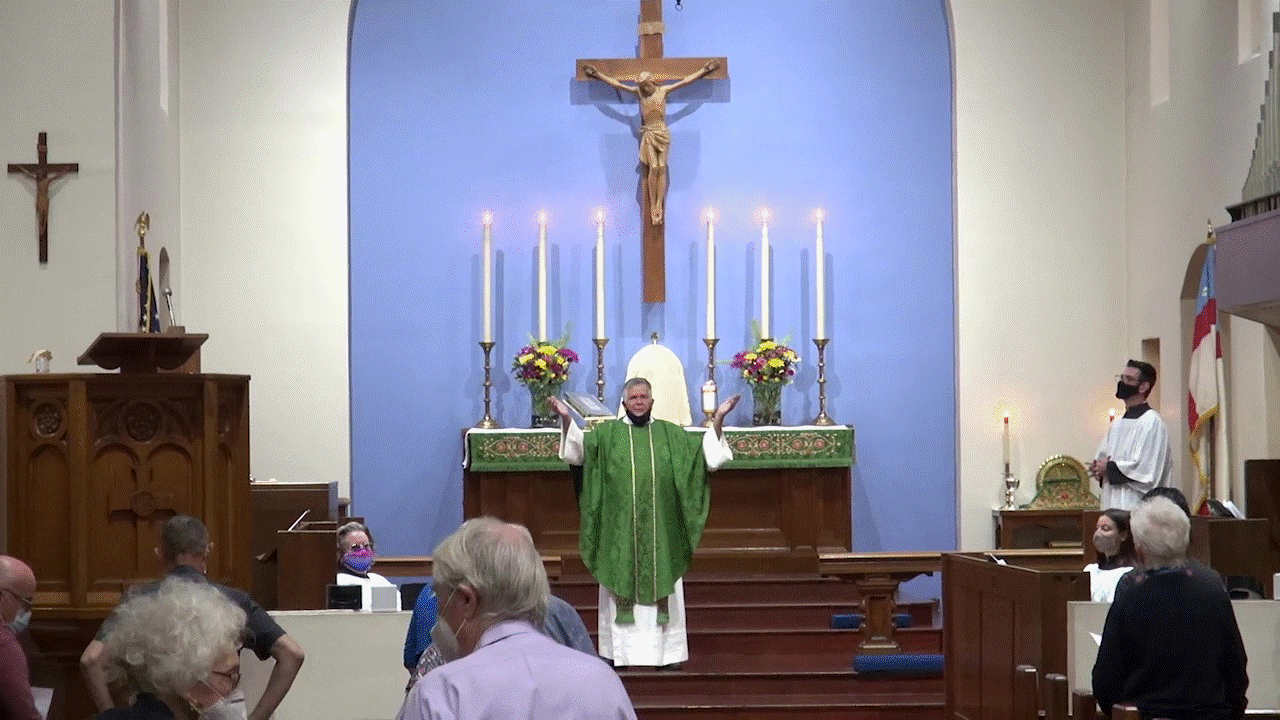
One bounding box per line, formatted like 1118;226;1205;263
335;521;400;611
1084;508;1136;602
1088;360;1172;511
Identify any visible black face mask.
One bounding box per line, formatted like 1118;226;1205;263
1115;381;1141;400
625;409;652;427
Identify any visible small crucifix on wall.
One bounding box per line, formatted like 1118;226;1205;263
576;0;728;303
7;132;80;264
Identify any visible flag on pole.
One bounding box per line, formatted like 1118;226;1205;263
136;211;159;333
1188;236;1225;513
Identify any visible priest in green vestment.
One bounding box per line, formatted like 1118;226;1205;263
551;378;738;667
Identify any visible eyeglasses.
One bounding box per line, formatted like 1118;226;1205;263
345;543;372;552
1114;374;1141;384
1;588;32;611
210;666;241;691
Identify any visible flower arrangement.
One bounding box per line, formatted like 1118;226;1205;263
511;340;579;386
730;339;799;385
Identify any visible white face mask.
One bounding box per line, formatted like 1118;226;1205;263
430;588;468;662
191;684;246;720
8;609;30;634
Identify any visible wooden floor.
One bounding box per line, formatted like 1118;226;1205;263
555;574;945;720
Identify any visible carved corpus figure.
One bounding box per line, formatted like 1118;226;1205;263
583;60;719;226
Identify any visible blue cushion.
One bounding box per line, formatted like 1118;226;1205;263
853;653;944;674
829;612;912;629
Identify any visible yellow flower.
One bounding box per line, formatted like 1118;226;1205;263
535;359;547;368
759;340;777;351
538;345;557;354
786;350;799;361
767;358;784;368
518;354;534;364
743;352;757;361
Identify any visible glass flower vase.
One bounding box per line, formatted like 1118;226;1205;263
527;381;564;429
750;382;782;426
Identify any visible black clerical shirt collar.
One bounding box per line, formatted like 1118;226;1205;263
1123;403;1150;420
624;410;652;427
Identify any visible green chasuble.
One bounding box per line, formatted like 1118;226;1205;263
579;419;711;613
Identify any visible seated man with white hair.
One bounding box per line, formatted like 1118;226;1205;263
400;517;635;720
1092;497;1248;720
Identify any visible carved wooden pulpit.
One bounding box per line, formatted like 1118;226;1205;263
3;332;249;720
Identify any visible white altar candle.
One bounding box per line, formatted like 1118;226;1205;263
760;207;771;339
537;211;548;342
705;208;716;338
1002;411;1011;469
482;211;493;343
595;209;605;339
815;209;826;340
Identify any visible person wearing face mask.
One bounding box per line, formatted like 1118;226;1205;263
1088;360;1172;511
335;521;400;611
81;516;304;720
0;556;41;720
96;578;248;720
399;517;635;720
549;379;739;670
1083;509;1137;602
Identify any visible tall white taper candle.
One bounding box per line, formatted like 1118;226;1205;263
537;211;548;341
482;211;493;343
705;209;716;338
595;209;605;338
760;208;771;338
1002;411;1011;469
815;209;826;340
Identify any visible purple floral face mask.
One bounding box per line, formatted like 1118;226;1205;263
342;548;375;574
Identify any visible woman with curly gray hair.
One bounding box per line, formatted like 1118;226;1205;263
96;578;247;719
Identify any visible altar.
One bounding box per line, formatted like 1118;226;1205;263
463;425;854;574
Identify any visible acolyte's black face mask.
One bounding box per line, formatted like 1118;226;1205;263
1115;381;1140;400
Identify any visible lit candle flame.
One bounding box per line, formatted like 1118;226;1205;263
815;208;825;223
537;210;548;225
595;208;605;224
705;208;717;223
482;210;493;226
759;207;771;225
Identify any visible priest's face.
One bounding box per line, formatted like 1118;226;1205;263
623;383;654;417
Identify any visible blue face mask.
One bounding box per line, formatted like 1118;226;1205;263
342;549;375;574
8;609;30;634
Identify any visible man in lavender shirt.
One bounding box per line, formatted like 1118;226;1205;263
400;517;636;720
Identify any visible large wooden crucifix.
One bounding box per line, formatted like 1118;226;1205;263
576;0;728;303
7;132;80;264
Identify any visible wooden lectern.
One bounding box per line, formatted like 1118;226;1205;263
3;332;249;720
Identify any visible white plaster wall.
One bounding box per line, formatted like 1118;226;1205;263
0;1;117;374
1124;0;1280;509
952;0;1129;549
178;1;351;496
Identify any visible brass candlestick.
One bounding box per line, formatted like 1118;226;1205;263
474;341;500;429
593;338;609;401
811;338;835;426
702;337;719;427
1002;464;1019;510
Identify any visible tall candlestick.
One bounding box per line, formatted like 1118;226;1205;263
705;209;716;338
482;211;493;343
815;209;826;340
537;211;548;341
1002;411;1011;469
595;209;605;339
760;208;771;338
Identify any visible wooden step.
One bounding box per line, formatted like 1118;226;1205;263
576;600;935;630
553;575;865;605
632;692;945;720
592;627;942;661
618;669;943;697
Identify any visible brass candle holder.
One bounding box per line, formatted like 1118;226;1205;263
593;338;608;401
811;338;835;426
702;338;719;427
474;341;500;429
1002;464;1019;510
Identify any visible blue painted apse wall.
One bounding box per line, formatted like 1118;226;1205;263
349;0;956;569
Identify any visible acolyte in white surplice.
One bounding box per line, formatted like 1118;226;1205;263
1095;405;1172;511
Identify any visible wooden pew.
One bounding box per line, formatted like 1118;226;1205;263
943;552;1089;720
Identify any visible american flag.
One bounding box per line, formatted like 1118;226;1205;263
137;245;160;333
1188;239;1225;513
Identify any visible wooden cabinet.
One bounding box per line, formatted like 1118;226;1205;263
994;508;1085;549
